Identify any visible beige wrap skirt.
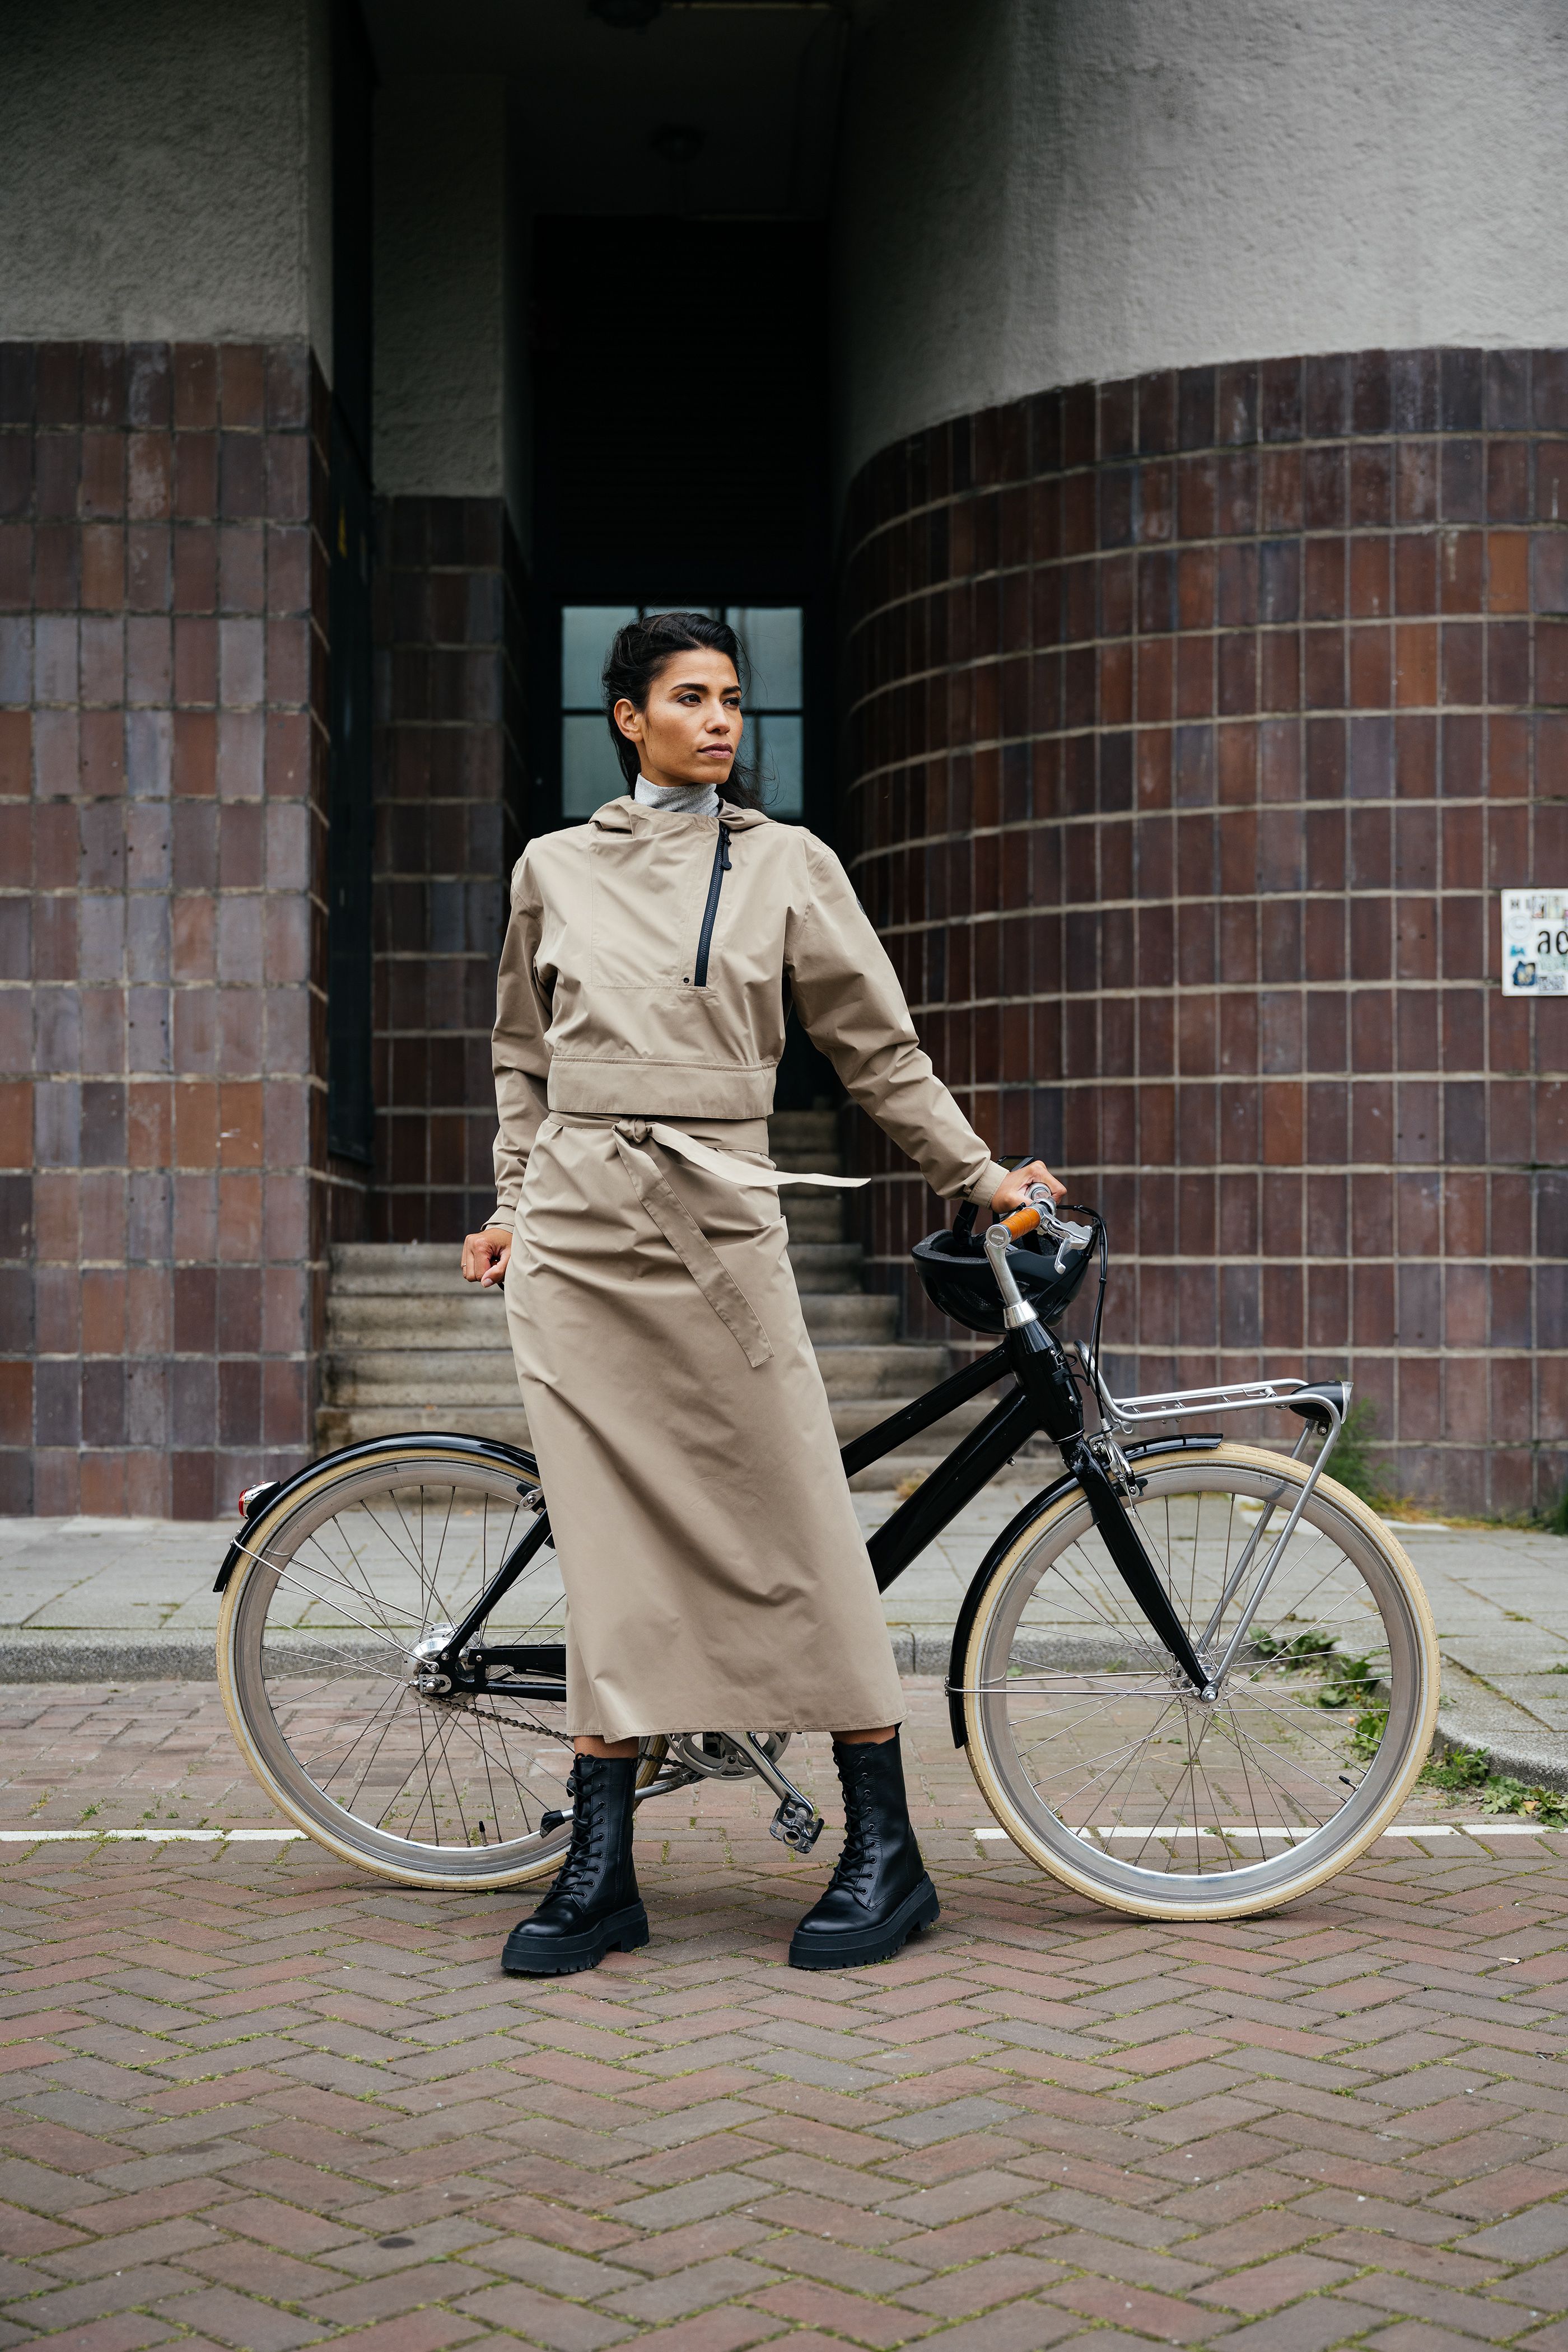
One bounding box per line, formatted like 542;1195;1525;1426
504;1110;907;1741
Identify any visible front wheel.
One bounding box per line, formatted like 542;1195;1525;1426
218;1437;645;1889
955;1443;1439;1920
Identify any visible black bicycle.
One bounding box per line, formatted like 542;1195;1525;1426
214;1192;1438;1920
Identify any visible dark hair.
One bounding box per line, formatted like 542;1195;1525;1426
602;611;762;807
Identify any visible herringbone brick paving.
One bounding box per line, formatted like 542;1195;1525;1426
3;1681;1568;2351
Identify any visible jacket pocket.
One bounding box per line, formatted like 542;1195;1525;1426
589;836;704;988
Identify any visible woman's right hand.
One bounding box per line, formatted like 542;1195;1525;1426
460;1228;513;1287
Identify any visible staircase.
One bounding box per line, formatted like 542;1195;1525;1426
318;1112;980;1487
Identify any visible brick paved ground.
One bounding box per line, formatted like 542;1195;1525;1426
3;1681;1568;2352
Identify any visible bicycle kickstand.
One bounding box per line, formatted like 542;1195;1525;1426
724;1732;825;1855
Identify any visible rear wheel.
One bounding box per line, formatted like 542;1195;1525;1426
956;1443;1439;1920
219;1439;628;1888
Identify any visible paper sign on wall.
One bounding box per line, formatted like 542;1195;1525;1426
1501;890;1568;995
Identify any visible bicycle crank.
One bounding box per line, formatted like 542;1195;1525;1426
722;1731;826;1855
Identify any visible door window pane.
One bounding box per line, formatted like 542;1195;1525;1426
730;607;801;707
562;606;637;707
562;714;623;818
754;713;803;819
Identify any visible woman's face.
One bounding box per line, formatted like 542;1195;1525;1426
615;648;742;789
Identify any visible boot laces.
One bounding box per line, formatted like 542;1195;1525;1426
827;1747;878;1899
552;1760;609;1899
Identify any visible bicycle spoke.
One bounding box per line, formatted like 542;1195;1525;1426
225;1458;576;1872
253;1552;414;1657
967;1455;1426;1903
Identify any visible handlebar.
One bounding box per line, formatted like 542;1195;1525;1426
999;1185;1095;1272
982;1183;1098;1328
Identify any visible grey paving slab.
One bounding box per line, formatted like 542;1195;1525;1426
3;1499;1568;1777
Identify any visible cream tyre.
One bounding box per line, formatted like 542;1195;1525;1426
217;1441;592;1890
958;1444;1439;1921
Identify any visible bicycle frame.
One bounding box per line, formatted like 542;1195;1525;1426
217;1216;1352;1746
428;1318;1346;1718
845;1318;1348;1698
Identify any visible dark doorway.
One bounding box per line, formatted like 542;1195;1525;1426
528;215;838;1108
529;215;833;834
326;0;377;1162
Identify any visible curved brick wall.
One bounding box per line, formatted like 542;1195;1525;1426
842;348;1568;1516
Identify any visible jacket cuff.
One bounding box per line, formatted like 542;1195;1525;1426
964;1159;1013;1211
486;1204;517;1233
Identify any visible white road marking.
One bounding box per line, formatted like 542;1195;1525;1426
0;1827;306;1842
970;1822;1562;1842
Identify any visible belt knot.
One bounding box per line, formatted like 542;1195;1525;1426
615;1117;652;1145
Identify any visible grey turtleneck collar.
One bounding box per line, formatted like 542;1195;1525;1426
634;774;721;816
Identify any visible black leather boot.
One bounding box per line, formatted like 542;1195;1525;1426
788;1732;939;1971
502;1753;648;1976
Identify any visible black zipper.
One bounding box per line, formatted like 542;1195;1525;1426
692;824;731;988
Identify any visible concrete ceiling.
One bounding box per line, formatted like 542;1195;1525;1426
360;0;850;217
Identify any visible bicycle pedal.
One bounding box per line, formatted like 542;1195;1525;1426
769;1796;824;1854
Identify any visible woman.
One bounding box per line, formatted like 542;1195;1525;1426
461;612;1062;1976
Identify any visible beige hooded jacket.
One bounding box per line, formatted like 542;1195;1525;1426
488;797;1010;1226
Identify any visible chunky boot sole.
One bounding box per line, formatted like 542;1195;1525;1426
788;1874;940;1972
501;1900;649;1977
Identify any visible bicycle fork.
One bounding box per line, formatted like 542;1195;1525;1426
991;1225;1216;1696
1001;1298;1346;1701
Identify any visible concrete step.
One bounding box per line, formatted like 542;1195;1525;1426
811;1342;949;1398
317;1112;954;1486
325;1286;899;1351
326;1238;867;1300
323;1327;939;1407
780;1242;862;1291
780;1196;846;1243
829;1392;993;1443
316;1402;533;1452
768;1109;841;1154
314;1390;1001;1489
322;1351;527;1406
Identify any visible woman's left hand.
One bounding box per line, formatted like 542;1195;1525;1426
991;1160;1067;1214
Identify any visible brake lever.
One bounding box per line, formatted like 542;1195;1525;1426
1024;1186;1095;1274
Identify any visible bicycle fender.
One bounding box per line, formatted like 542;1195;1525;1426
211;1431;542;1592
943;1434;1223;1744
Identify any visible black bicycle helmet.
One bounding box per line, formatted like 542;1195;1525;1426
912;1200;1099;1336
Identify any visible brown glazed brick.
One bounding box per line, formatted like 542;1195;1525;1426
370;492;528;1247
172;342;218;430
7;337;339;1514
843;345;1567;1513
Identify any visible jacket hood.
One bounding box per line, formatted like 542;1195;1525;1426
589;797;771;834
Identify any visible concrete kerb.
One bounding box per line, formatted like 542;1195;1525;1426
9;1639;1568;1813
0;1630;394;1683
1431;1710;1568;1796
7;1508;1568;1793
0;1626;959;1683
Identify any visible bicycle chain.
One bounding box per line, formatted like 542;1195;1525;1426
417;1686;575;1749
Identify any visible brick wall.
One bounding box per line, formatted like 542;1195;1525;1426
370;494;527;1244
0;338;332;1516
842;347;1568;1516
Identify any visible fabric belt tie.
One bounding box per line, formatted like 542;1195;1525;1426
614;1118;869;1192
604;1118;869;1373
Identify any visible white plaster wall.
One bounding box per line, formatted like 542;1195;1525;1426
836;0;1568;488
374;78;526;538
0;0;330;363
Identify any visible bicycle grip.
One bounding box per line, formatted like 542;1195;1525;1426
1001;1204;1042;1239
